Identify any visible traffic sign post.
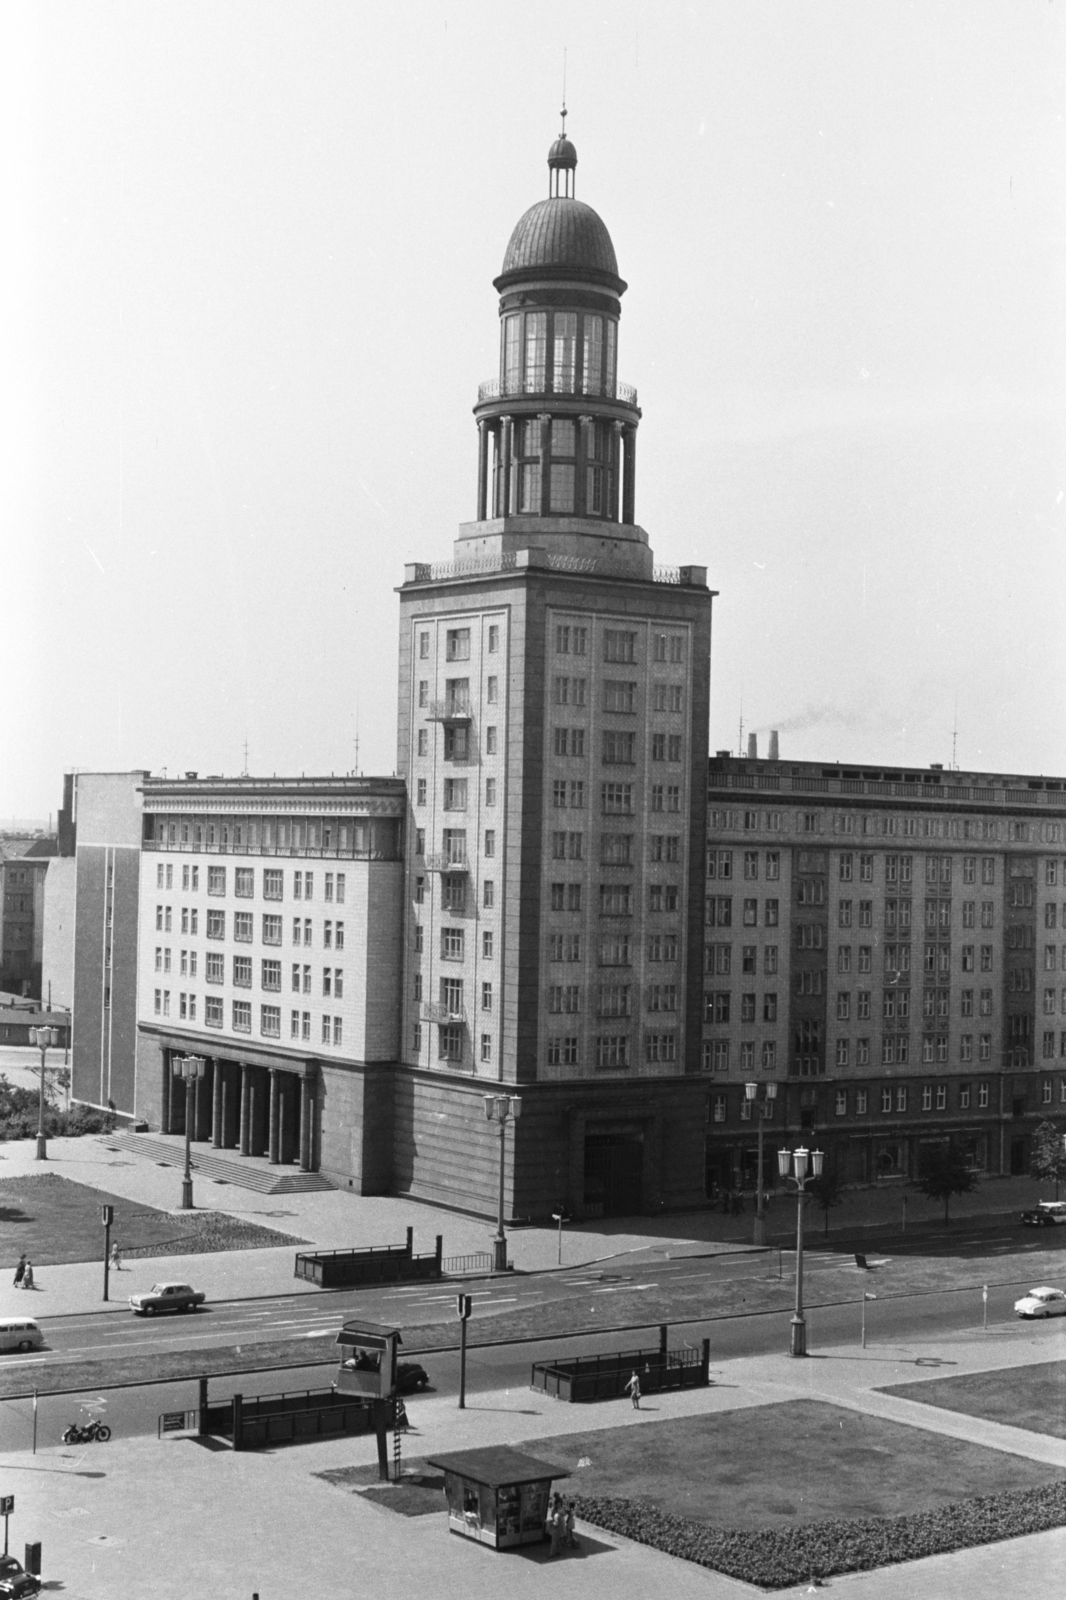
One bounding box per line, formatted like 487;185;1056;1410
982;1284;988;1331
0;1495;13;1557
101;1205;114;1302
456;1294;472;1409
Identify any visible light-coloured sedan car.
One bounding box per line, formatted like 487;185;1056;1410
129;1282;206;1316
1013;1286;1066;1319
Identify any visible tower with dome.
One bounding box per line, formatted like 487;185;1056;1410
393;127;714;1222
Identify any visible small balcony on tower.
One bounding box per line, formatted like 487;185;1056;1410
427;695;472;724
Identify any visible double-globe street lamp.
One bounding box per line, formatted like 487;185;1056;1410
484;1093;522;1273
28;1025;60;1161
174;1054;206;1210
744;1080;778;1246
778;1144;824;1357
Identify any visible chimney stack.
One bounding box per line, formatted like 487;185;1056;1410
768;730;780;762
747;732;758;760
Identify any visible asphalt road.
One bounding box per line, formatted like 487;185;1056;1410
4;1277;1063;1455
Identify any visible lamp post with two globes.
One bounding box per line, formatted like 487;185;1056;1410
28;1025;59;1161
778;1144;823;1357
484;1094;521;1272
744;1080;778;1246
174;1054;206;1210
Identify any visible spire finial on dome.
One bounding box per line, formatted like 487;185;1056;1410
548;104;577;199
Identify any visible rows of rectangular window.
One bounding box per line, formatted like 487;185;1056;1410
416;675;498;710
545;782;684;813
539;983;681;1017
701;1034;998;1075
546;882;682;916
550;729;686;764
156;908;345;946
703;985;998;1022
153;988;345;1046
154;865;345;902
415;724;499;760
406;1021;495;1065
411;925;496;960
708;809;1013;844
550;932;680;964
543;1033;678;1069
708;1080;997;1124
158;950;344;996
552;625;685;665
544;832;683;865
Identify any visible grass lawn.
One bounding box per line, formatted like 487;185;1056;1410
881;1359;1066;1439
521;1401;1066;1588
0;1173;305;1267
524;1400;1061;1528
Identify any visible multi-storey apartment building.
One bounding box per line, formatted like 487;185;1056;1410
701;753;1066;1194
134;775;403;1189
393;129;713;1219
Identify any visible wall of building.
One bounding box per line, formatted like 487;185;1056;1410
41;856;76;1011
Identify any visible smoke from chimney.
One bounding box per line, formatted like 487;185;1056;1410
768;730;780;762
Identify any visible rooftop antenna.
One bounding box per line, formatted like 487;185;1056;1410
951;693;959;771
353;695;360;777
241;736;249;778
737;683;744;759
561;49;567;136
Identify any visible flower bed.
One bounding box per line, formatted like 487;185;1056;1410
573;1481;1066;1589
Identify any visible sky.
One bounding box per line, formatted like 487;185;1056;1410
1;0;1063;822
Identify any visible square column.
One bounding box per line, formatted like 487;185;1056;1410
300;1075;314;1172
268;1068;280;1164
239;1064;251;1156
211;1058;223;1147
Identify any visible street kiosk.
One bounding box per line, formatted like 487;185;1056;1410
425;1446;571;1550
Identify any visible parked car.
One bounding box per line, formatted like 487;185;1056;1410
0;1554;41;1598
129;1282;206;1316
1014;1286;1066;1319
1020;1201;1066;1227
396;1361;430;1394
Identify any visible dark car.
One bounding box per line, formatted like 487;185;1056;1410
0;1554;41;1599
396;1361;430;1394
1021;1202;1066;1227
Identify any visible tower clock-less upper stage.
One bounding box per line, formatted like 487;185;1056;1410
471;128;643;540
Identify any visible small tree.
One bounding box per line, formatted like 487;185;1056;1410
807;1168;844;1237
1029;1120;1066;1200
913;1144;978;1225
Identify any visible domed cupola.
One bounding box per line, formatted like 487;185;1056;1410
472;117;641;530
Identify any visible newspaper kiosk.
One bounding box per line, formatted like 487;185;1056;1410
425;1446;571;1550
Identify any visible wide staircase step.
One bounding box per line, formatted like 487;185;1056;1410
103;1132;334;1196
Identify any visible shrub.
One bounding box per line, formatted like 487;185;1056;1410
572;1481;1066;1589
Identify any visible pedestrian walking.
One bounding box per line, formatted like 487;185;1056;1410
565;1499;577;1549
21;1261;34;1290
546;1493;565;1557
624;1369;641;1410
13;1254;26;1288
109;1243;123;1272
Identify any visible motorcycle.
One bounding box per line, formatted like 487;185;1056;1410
62;1419;111;1444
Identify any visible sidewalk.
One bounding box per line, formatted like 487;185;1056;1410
0;1133;753;1320
2;1321;1062;1598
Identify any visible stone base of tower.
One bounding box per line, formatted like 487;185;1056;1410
387;1066;712;1224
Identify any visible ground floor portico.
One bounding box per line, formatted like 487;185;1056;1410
145;1031;319;1173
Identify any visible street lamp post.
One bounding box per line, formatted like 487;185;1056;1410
744;1080;778;1247
174;1055;206;1210
777;1144;824;1357
28;1026;59;1161
484;1094;522;1273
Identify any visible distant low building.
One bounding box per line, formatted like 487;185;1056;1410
0;835;56;998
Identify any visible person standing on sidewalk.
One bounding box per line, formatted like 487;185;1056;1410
109;1243;123;1272
13;1254;26;1288
546;1493;566;1557
625;1370;641;1410
21;1261;34;1290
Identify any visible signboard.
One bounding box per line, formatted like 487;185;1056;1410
456;1295;472;1321
101;1205;114;1226
160;1412;187;1433
0;1497;12;1515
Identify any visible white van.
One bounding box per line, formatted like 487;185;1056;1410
0;1318;43;1353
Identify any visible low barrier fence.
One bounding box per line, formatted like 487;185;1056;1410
294;1227;442;1288
531;1331;711;1404
160;1382;397;1450
442;1251;493;1276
